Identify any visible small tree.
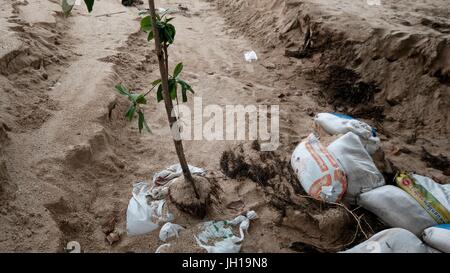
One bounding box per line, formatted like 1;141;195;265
62;0;201;199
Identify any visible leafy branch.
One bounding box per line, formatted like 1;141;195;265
61;0;94;16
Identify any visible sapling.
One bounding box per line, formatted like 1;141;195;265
61;0;202;202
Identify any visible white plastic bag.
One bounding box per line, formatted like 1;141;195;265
342;228;439;253
328;132;385;204
358;185;438;235
153;164;206;186
291;134;347;202
244;51;258;62
422;225;450;253
315;113;380;154
126;182;173;236
159;222;184;242
366;0;381;6
155;243;171;253
195;211;257;253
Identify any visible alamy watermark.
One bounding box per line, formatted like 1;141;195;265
169;97;280;151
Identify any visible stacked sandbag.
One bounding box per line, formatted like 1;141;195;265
342;228;440;253
328;132;385;204
358;185;437;235
291;113;385;203
422;225;450;253
291;134;347;202
358;174;450;236
314;113;380;155
396;173;450;225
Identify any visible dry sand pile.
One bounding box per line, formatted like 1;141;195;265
217;0;450;183
0;0;448;253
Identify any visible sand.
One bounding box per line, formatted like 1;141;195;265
0;0;448;252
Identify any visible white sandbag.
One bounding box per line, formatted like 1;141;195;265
314;113;380;154
195;211;257;253
358;185;437;235
159;222;184;242
126;182;173;236
291;134;347;202
153;164;206;186
422;225;450;253
328;132;385;204
396;173;450;224
342;228;438;253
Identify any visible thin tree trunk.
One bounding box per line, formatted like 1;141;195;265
148;0;200;199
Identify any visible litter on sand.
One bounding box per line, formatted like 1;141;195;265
291;134;347;202
366;0;382;6
342;228;440;253
126;182;173;235
159;222;185;242
155;243;171;253
195;211;257;253
244;51;258;62
126;164;206;236
152;164;206;186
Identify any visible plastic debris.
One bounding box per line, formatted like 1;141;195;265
159;222;185;242
367;0;381;6
291;134;347;202
127;164;205;236
195;211;257;253
126;182;173;236
155;243;171;253
328;132;385;204
244;51;258;62
314;113;380;154
152;164;206;186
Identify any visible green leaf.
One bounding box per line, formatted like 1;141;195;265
156;85;163;102
136;95;147;104
165;17;175;23
138;111;151;133
178;79;194;94
151;79;162;86
125;105;136;121
181;87;187;103
84;0;94;12
128;94;147;104
169;79;177;100
115;84;130;96
173;63;183;78
165;24;176;44
61;0;75;16
147;31;154;41
140;16;152;32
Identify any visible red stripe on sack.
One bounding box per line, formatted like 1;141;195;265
318;143;339;168
309;174;332;200
334;169;348;201
305;142;328;172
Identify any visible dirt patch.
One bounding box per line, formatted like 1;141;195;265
319;65;380;107
168;175;212;219
220;141;386;252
